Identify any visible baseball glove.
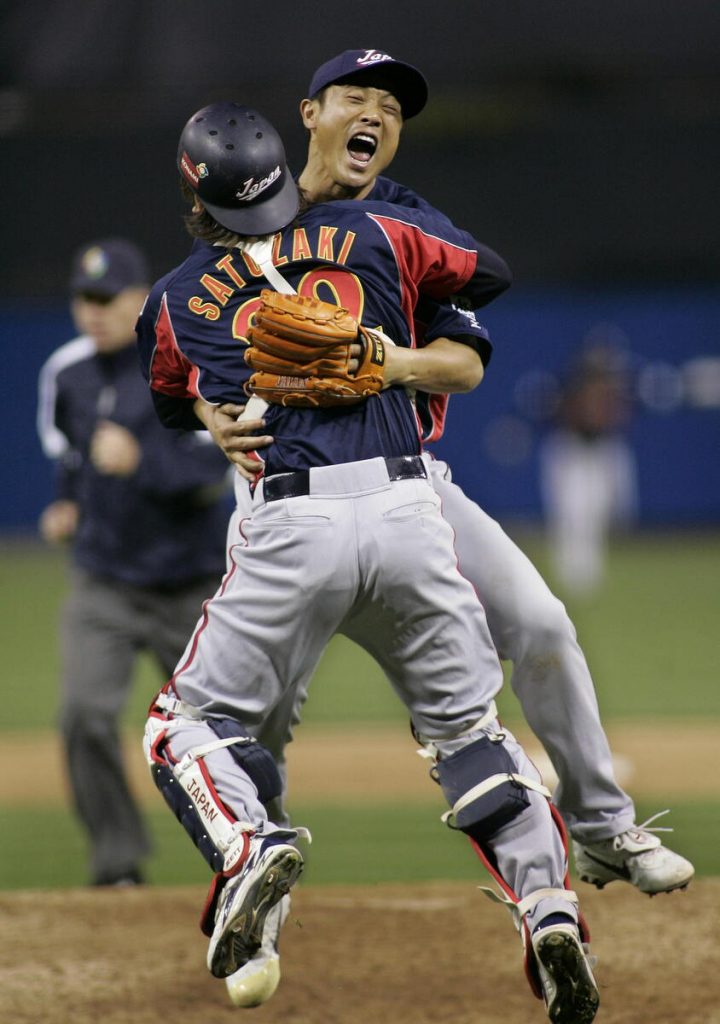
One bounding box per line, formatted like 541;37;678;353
244;290;387;407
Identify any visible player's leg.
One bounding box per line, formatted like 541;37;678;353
224;677;314;1007
59;568;152;885
144;701;305;979
427;459;693;893
540;432;609;594
218;481;309;1006
407;697;600;1023
351;515;599;1024
145;488;357;980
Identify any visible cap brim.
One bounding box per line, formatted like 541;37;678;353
70;279;121;298
374;63;427;119
202;169;300;237
312;60;428;119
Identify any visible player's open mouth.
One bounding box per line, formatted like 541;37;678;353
347;133;377;166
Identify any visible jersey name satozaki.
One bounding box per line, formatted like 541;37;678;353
136;199;504;476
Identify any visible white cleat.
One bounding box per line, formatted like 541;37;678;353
225;895;290;1007
207;838;303;979
574;824;694;895
532;924;600;1024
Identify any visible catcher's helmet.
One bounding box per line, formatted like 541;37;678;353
177;101;299;236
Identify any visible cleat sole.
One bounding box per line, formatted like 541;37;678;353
211;849;303;979
535;930;600;1024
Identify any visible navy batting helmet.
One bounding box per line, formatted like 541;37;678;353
177;102;299;236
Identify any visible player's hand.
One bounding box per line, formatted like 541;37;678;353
39;499;79;544
348;341;361;375
90;421;141;476
196;401;273;480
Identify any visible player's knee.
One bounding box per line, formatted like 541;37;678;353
511;591;576;662
433;733;531;841
205;717;283;805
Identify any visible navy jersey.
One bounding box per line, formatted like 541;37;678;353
38;338;231;587
137;198;510;476
368;176;501;442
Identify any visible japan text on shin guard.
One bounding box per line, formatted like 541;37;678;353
143;695;282;875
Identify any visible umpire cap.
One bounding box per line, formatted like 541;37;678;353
70;239;149;298
178;102;299;236
308;49;428;119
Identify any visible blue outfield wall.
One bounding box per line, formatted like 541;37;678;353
1;287;719;533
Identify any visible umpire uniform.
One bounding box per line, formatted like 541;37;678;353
38;243;231;885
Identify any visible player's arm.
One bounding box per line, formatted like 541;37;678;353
367;208;511;312
398;296;492;390
373;182;511;307
383;337;484;393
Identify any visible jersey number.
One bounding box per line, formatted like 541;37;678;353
231;268;366;342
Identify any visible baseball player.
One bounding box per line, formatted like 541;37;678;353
539;340;638;594
208;49;693;1012
136;102;600;1024
37;238;232;886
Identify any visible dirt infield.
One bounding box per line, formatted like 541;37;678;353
1;722;717;1023
1;879;718;1024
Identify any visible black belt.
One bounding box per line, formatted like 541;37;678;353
262;455;427;502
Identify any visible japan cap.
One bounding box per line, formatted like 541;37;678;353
70;238;149;298
307;49;428;119
177;101;300;236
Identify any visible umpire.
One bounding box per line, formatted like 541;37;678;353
37;238;232;886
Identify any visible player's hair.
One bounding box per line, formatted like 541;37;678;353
179;178;245;247
180;178;310;244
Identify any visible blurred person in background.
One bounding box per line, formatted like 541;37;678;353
539;339;638;595
36;238;232;887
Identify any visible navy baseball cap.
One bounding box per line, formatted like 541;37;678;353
307;49;428;119
70;239;149;298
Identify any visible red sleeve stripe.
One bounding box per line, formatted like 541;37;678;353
423;393;450;443
367;213;477;301
150;293;202;398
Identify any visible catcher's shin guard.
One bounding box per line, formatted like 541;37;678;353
143;691;285;873
417;716;590;1002
144;710;254;874
418;712;551;843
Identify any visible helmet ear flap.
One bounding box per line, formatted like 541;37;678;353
177;101;299;236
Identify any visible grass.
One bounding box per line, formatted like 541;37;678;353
1;530;718;889
3;530;720;730
1;798;714;891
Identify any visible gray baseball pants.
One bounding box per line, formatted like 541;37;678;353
161;457;575;930
229;454;636;845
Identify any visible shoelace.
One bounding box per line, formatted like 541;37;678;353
615;809;674;850
635;809;674;833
